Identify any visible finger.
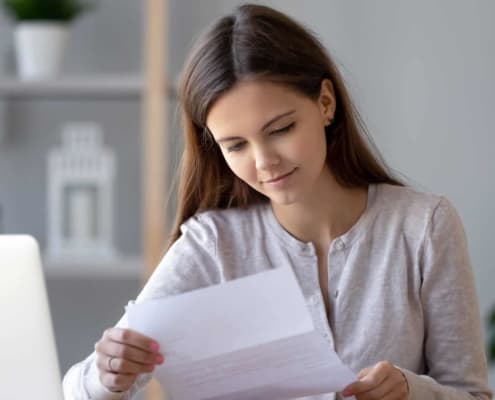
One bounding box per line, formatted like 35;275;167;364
342;361;391;396
381;384;409;400
101;341;163;366
95;336;154;357
342;379;374;396
99;371;136;393
357;366;373;379
380;369;409;400
104;328;160;353
354;376;396;399
96;354;155;375
361;361;390;385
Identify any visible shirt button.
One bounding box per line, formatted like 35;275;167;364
334;289;339;298
302;244;314;255
334;240;344;250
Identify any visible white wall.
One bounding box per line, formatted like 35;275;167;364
187;0;495;387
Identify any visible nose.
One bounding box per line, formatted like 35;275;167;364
253;144;281;171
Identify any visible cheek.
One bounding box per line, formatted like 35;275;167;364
223;154;257;182
292;126;327;162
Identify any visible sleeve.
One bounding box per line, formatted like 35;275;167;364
62;216;221;400
400;197;492;400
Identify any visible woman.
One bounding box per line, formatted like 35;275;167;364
63;4;492;400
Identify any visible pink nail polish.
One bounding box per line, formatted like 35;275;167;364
155;354;164;364
150;342;159;352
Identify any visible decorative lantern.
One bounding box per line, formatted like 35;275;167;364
46;122;117;262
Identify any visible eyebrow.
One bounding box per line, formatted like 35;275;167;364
215;110;296;143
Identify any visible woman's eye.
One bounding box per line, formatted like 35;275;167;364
271;122;295;135
227;142;246;153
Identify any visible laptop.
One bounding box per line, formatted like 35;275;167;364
0;235;64;400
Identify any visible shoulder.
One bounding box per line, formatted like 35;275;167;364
375;183;452;219
376;183;443;211
372;183;460;237
181;202;269;244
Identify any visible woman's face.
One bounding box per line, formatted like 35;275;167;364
206;79;335;205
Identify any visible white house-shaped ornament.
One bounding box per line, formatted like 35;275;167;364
46;123;117;262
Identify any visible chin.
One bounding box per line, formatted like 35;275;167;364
266;191;300;206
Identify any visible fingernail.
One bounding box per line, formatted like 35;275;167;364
341;389;351;397
150;342;159;352
155;354;164;364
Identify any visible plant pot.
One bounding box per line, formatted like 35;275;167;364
14;22;68;80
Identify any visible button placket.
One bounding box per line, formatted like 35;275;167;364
300;242;315;256
334;239;345;251
328;260;343;299
328;241;345;314
304;263;335;348
312;292;335;347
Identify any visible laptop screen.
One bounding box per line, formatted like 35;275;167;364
0;235;63;400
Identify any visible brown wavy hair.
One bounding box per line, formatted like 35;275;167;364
169;3;402;246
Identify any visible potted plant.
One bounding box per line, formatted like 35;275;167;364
2;0;93;80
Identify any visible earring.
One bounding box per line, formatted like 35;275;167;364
325;117;334;127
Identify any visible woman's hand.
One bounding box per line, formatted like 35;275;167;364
94;327;164;393
341;360;409;399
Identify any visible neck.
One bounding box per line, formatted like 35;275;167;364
271;169;368;246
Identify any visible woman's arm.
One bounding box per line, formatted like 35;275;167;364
404;197;492;399
63;216;220;400
341;197;492;400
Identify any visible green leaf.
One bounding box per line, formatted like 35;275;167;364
489;306;495;327
487;305;495;365
2;0;95;22
488;329;495;364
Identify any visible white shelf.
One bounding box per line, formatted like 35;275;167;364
0;75;144;99
42;255;143;279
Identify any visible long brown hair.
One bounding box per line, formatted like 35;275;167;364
169;3;402;246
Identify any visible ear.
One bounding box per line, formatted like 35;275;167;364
318;79;336;125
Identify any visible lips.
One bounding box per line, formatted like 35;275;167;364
263;168;296;183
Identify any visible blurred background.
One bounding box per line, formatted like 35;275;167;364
0;0;494;394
